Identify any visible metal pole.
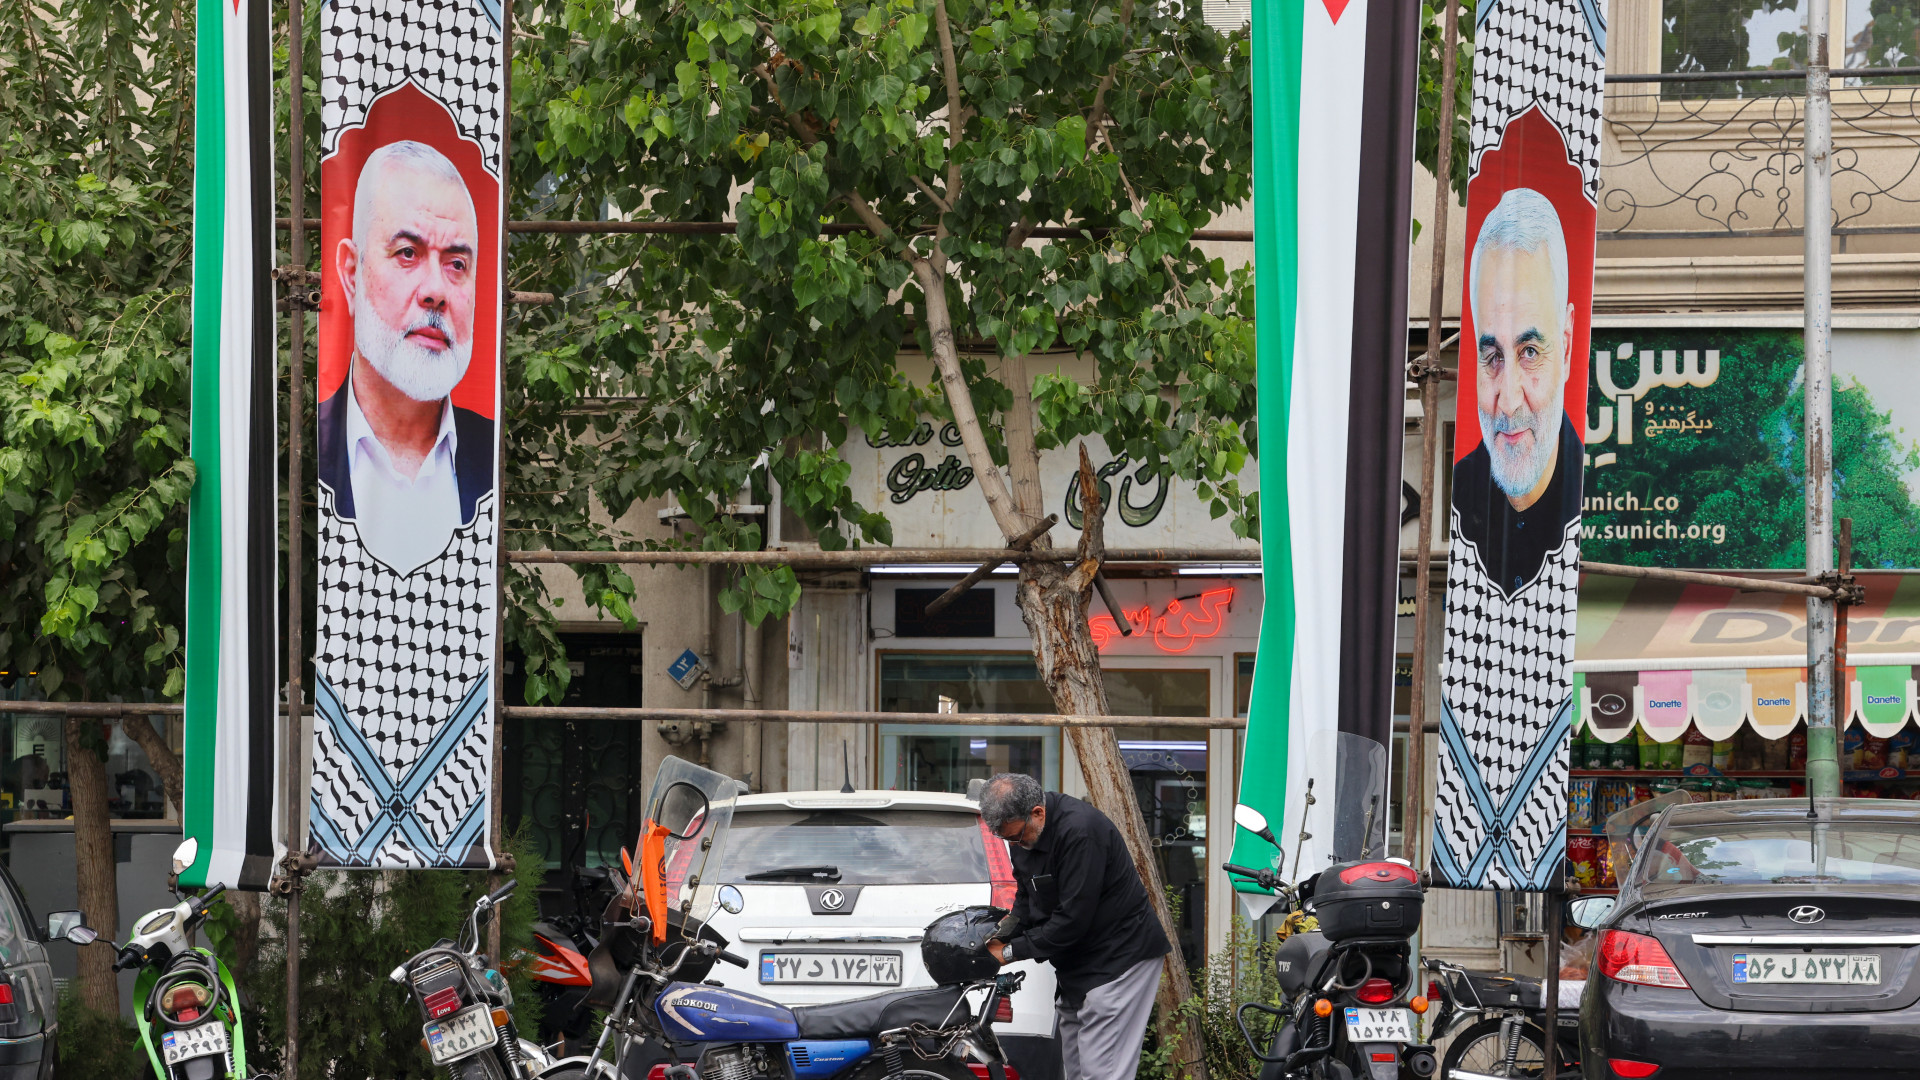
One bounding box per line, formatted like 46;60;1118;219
283;0;308;1070
1836;518;1852;738
1406;0;1461;879
1804;0;1840;799
1542;884;1563;1076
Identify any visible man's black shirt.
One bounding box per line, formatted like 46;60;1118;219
1451;414;1583;596
1006;792;1169;1008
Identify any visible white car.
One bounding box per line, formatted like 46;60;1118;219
703;788;1061;1080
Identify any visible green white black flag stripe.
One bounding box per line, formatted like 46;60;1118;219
1230;0;1419;903
180;0;283;891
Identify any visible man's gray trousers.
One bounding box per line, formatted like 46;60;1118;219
1056;954;1162;1080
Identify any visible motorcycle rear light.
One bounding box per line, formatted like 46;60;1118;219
967;1067;1023;1080
994;995;1014;1022
179;1007;200;1023
1372;1052;1397;1063
1337;862;1418;885
421;986;463;1019
1599;929;1690;989
1609;1060;1660;1078
1355;977;1395;1005
1426;980;1441;1002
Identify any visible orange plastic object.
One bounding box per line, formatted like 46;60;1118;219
1410;996;1430;1014
640;821;671;943
1313;999;1333;1018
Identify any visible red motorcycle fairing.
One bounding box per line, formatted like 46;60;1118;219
531;930;593;987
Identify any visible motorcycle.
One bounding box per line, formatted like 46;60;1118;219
1224;732;1436;1080
46;837;256;1080
1421;958;1579;1080
390;878;553;1079
526;859;619;1054
538;755;1025;1080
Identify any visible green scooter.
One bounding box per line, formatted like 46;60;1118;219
48;837;256;1080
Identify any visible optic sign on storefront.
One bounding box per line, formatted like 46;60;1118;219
843;424;1258;551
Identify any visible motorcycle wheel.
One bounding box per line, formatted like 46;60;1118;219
844;1055;980;1080
1440;1017;1551;1079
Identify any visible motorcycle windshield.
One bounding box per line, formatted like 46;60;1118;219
639;756;740;944
1326;731;1390;863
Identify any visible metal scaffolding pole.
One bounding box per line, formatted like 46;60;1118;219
282;0;309;1070
1805;0;1840;799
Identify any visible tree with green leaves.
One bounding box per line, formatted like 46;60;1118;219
510;0;1253;1065
0;0;197;1017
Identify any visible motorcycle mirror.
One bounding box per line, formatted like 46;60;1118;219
171;836;200;874
716;884;744;915
656;782;711;840
1234;803;1277;843
1567;895;1617;930
46;910;89;942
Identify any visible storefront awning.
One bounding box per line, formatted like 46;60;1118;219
1574;573;1920;741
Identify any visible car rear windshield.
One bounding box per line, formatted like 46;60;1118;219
1638;821;1920;886
718;808;990;886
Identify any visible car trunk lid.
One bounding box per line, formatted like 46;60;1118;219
1640;889;1920;1013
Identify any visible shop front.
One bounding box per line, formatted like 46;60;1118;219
866;572;1260;968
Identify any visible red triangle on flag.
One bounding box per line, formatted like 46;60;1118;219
1322;0;1352;22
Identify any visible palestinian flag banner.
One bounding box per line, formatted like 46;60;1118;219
1230;0;1420;897
180;0;283;891
1432;0;1607;890
309;0;506;869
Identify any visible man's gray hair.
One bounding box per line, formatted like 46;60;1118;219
979;773;1045;832
1468;187;1568;331
353;139;474;251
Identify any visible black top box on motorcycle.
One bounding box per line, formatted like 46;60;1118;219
1310;860;1422;942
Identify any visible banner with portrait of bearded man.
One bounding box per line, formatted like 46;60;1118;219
310;0;506;870
1433;0;1606;891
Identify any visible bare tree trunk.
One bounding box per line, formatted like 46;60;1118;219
228;890;263;974
120;714;182;816
66;717;120;1016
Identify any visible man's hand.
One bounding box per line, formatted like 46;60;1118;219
987;939;1009;965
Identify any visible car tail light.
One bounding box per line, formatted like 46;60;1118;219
994;995;1014;1022
1599;930;1690;989
1337;862;1418;885
1354;977;1395;1005
421;986;463;1019
1609;1060;1660;1078
978;819;1018;909
967;1066;1023;1080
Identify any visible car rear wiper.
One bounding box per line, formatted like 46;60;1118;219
743;865;842;882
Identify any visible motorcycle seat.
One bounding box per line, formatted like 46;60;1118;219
1449;969;1544;1010
791;986;972;1039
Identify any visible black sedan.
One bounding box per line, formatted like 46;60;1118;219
1569;797;1920;1080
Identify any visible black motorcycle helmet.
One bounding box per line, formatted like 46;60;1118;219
921;905;1007;985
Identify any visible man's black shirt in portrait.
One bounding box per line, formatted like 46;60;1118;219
1004;791;1169;1008
1452;414;1583;596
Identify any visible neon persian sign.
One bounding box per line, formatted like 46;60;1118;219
1089;587;1235;653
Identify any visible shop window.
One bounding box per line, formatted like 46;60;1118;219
879;652;1212;971
0;704;179;827
1234;653;1255;717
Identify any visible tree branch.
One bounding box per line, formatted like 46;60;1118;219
1068;443;1105;591
754;62;897;242
1084;0;1138;140
933;0;968;214
120;713;182;815
911;175;952;214
910;258;1027;540
1003;355;1047;528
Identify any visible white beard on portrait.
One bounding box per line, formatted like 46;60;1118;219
353;276;475;403
1478;376;1563;499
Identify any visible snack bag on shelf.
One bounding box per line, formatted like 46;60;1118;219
1582;730;1609;771
1568;834;1600;887
1790;727;1808;770
1637;726;1661;770
1731;727;1765;771
1682;725;1713;771
1890;727;1913;772
1569;779;1596;831
1658;735;1685;770
1711;739;1734;772
1607;736;1638;771
1761;732;1791;771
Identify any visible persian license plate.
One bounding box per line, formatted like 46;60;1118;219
759;950;903;985
161;1022;230;1065
424;1004;497;1065
1342;1007;1413;1043
1734;952;1880;985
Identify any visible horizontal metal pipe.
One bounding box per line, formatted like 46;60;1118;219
1606;65;1920;82
1580;560;1838;598
274;218;1252;242
508;547;1258;567
504;705;1245;729
0;700;1244;729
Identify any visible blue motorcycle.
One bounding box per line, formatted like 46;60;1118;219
537;757;1023;1080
